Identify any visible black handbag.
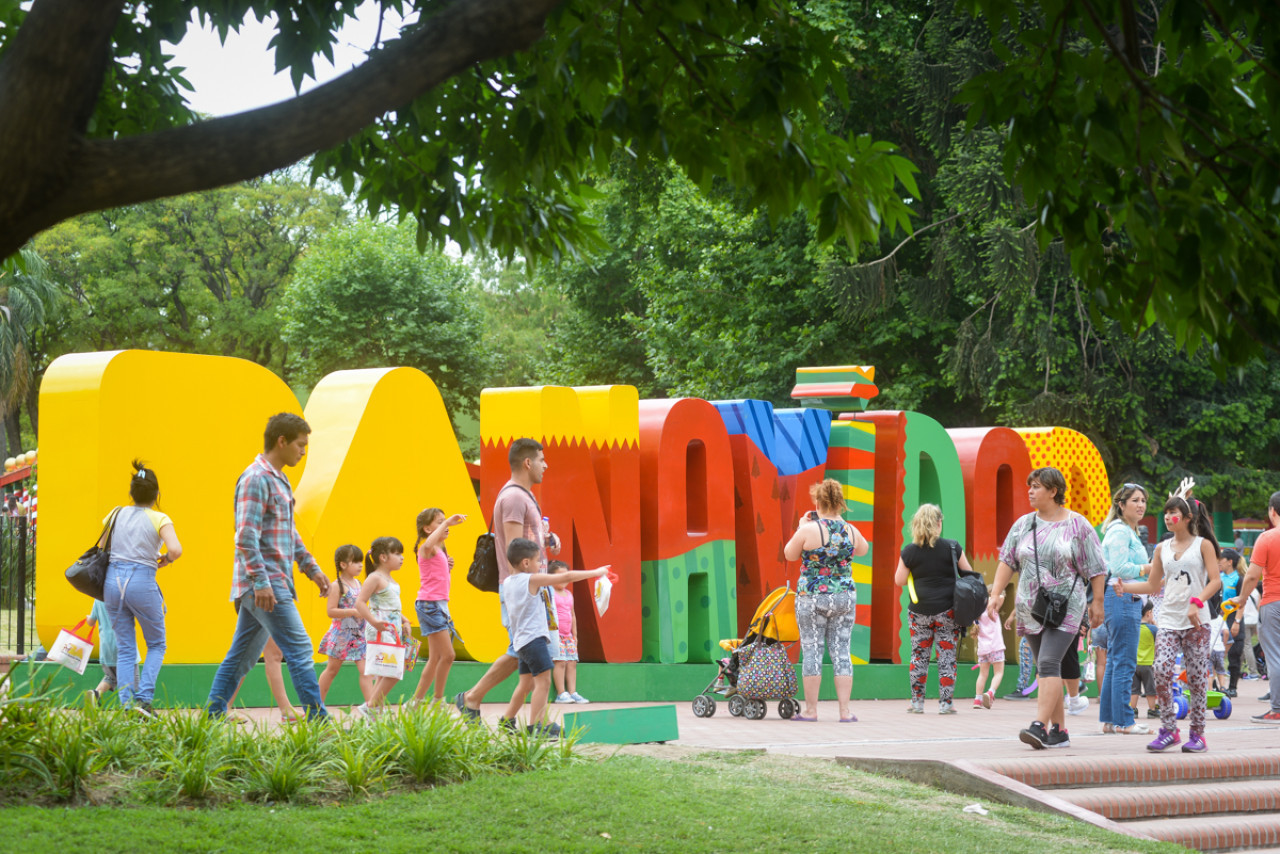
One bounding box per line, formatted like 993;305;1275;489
950;541;989;632
65;507;121;601
1028;518;1079;629
467;484;540;594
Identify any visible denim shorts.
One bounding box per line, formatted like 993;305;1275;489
415;599;453;635
516;636;553;676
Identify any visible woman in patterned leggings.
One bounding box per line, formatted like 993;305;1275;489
894;504;975;714
1118;496;1222;753
784;479;869;722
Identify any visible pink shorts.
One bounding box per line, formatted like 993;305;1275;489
977;651;1004;665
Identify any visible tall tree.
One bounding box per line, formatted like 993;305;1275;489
0;0;915;272
32;175;347;379
278;219;490;440
0;248;62;455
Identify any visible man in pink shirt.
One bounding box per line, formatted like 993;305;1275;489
456;438;560;720
1231;491;1280;724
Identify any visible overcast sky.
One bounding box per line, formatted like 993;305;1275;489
165;2;408;117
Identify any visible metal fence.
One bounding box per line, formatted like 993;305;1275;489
0;514;36;656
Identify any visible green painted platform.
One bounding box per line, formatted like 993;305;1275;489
6;661;985;707
561;704;679;744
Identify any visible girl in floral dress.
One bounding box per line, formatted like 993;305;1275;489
317;544;374;705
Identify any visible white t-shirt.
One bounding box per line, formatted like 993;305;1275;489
501;572;556;653
1159;537;1211;631
1209;616;1226;653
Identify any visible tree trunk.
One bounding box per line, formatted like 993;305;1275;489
24;380;37;437
4;410;20;458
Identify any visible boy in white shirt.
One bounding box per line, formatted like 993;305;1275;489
1210;613;1229;691
497;538;608;736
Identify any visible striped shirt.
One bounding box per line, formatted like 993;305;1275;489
229;454;322;600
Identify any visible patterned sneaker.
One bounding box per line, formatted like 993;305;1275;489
939;701;957;715
907;699;924;714
1182;732;1208;753
1019;721;1049;749
1251;710;1280;724
569;692;590;704
981;690;994;709
1045;725;1071;748
1146;727;1181;752
553;692;575;704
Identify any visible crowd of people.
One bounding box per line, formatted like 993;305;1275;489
89;419;603;734
85;420;1280;750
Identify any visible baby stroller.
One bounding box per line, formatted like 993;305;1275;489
691;585;800;720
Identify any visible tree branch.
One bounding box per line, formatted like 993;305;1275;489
0;0;564;259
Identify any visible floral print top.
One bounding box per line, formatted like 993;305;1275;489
799;518;857;595
999;511;1106;637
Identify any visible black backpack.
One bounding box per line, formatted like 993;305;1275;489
467;483;539;593
950;541;989;633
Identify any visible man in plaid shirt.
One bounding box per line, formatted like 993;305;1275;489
206;413;331;720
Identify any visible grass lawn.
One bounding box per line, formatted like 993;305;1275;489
0;606;36;657
0;749;1181;854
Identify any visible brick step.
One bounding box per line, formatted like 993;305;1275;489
982;753;1280;789
1123;813;1280;852
1056;780;1280;820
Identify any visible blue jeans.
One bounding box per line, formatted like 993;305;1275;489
1100;590;1142;727
205;583;328;720
105;559;166;707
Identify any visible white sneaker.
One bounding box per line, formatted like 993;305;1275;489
553;692;575;704
351;703;372;721
570;692;590;704
1067;695;1089;715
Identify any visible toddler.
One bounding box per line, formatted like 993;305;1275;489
548;561;589;704
317;544;374;705
973;590;1005;708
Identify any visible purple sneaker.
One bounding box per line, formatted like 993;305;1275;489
1146;726;1181;752
1181;732;1207;753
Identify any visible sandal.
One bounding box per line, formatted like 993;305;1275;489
1101;722;1115;734
1116;723;1153;735
791;715;818;722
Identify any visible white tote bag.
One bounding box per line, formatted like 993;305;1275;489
49;620;96;675
594;567;618;617
364;628;406;680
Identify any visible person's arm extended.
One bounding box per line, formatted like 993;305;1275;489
422;513;467;557
1119;547;1165;595
528;566;608;591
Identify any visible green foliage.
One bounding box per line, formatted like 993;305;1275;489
0;685;577;807
278;219;490;432
957;0;1280;365
32;174;347;377
317;1;918;264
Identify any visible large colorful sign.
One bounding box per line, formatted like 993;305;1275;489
37;351;1111;665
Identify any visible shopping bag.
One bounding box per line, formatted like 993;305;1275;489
48;620;96;675
594;567;618;617
364;628;406;680
403;635;422;673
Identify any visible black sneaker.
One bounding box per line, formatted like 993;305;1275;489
454;691;480;722
498;717;517;732
1226;688;1238;698
1003;691;1031;700
1147;709;1161;718
1046;726;1071;748
1019;721;1049;749
1262;692;1272;702
527;722;562;739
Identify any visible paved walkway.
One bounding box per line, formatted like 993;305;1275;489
237;683;1280;766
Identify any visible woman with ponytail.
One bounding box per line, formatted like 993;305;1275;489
1098;483;1153;735
784;478;870;722
103;460;183;718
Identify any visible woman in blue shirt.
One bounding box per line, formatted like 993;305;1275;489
1099;483;1152;734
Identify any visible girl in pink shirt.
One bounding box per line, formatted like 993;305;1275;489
549;561;589;704
973;589;1006;708
411;507;466;704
